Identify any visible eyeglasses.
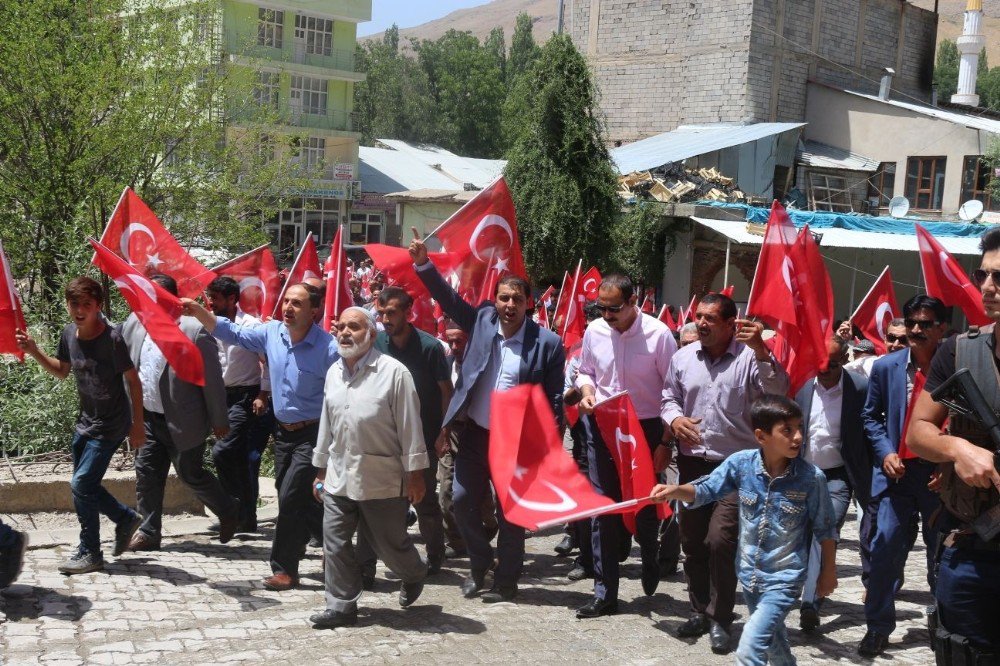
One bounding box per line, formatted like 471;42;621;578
594;303;627;314
904;318;937;329
885;333;908;344
971;269;1000;287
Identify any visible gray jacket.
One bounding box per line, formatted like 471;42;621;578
120;314;228;451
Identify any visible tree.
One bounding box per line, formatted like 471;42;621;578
504;34;620;281
508;13;541;85
934;39;959;102
485;27;507;84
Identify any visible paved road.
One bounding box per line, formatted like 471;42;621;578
1;507;933;665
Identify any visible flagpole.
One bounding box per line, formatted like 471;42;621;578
552;271;569;332
562;259;583;341
592;390;629;408
92;186;131;263
272;232;312;320
534;494;657;531
847;250;859;315
723;238;731;286
849;265;890;322
424;174;504;241
333;229;344;320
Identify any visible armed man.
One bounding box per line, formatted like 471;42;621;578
908;226;1000;663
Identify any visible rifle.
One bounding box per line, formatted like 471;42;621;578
931;368;1000;541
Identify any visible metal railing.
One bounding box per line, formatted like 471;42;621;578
227;35;356;73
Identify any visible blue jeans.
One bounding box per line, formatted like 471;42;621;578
71;433;133;557
936;545;1000;650
801;474;852;605
736;587;799;666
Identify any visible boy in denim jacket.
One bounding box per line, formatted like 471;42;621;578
652;395;837;665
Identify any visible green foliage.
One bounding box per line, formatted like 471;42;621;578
508;13;542;85
503;34;621;282
0;358;79;455
934;39;959;102
607;202;682;285
985;137;1000;202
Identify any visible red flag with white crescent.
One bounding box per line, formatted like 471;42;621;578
272;234;322;320
593;392;671;534
553;262;585;351
211;244;281;320
96;187;215;299
580;267;602;301
322;226;353;332
850;266;899;355
489;383;616;531
915;225;990;326
90;239;205;386
0;238;26;361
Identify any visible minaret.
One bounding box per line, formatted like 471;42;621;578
952;0;985;106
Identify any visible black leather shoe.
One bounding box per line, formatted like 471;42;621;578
461;570;486;598
709;621;731;654
481;584;517;603
217;508;240;545
113;512;142;557
399;580;424;607
566;564;592;581
676;613;710;637
361;574;376;591
309;608;357;629
641;560;660;596
800;603;820;632
427;557;443;576
554;534;575;556
576;596;618;619
858;630;889;657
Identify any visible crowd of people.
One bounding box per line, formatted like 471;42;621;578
1;229;999;665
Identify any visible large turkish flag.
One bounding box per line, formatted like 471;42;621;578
211;244;281;320
916;225;990;326
851;266;900;355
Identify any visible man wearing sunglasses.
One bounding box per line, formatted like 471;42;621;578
908;228;1000;662
859;294;947;657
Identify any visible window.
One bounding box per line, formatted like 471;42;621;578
904;157;947;210
961;156;997;212
253;71;279;109
292;137;325;171
256;134;274;164
290;75;327;115
867;162;896;209
349;213;383;244
294;14;334;56
257;8;283;48
806;172;853;212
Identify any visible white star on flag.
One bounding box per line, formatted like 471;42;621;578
146;252;164;269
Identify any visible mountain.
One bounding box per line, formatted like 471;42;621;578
363;0;999;64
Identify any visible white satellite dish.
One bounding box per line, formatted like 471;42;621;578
958;199;984;221
888;196;910;219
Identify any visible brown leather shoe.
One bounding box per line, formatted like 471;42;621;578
262;573;298;591
127;533;160;552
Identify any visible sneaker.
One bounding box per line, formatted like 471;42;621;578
113;512;142;557
58;549;104;575
0;531;29;588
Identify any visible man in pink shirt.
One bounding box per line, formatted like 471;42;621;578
575;275;677;618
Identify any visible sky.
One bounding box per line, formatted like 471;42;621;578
358;0;493;37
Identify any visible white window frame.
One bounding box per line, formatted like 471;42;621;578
290;75;327;115
257;8;284;48
294;14;334;56
253;71;280;109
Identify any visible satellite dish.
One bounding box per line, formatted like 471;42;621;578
958;199;984;221
888;196;910;219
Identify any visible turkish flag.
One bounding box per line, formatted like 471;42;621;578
535;285;555;329
97;187;215;299
90;239;205;386
211;244;281;320
797;228;834;339
0;238;26;361
580;267;602;301
640;287;656;314
322;227;353;332
553;263;586;350
432;177;527;303
720;285;735;298
272;234;322;320
593;392;671;534
916;225;991;326
365;243;457;335
683;294;700;324
851;266;899;355
489;383;616;531
658;305;677;331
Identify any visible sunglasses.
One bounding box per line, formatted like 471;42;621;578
904;318;937;329
594;303;627;314
971;269;1000;287
885;333;908;344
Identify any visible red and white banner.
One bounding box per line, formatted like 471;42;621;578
0;239;26;361
272;233;322;320
850;266;899;355
90;239;205;386
553;261;585;351
211;244;281;320
915;225;991;326
580;266;602;301
322;226;353;332
97;187;215;299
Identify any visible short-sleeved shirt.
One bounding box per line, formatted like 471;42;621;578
925;333;999;394
56;323;134;442
376;326;449;446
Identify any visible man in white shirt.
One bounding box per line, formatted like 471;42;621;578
205;277;271;533
309;307;428;629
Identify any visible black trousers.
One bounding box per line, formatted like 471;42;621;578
212;385;260;523
135;411;237;540
269;423;323;577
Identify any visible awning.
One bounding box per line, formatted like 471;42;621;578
691;216;985;256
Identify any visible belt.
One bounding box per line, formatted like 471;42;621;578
821;465;850;482
943;529;1000;552
277;418;319;432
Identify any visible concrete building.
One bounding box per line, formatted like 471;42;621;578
564;0;938;144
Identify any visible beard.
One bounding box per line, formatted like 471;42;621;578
337;329;371;360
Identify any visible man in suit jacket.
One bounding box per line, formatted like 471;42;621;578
121;274;238;551
409;232;565;604
794;335;869;631
858;295;948;658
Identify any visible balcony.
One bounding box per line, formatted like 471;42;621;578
227;35;357;75
229;102;357;133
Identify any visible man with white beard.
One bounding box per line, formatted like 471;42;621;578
308;307;430;628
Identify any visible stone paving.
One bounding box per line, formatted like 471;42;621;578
1;506;934;665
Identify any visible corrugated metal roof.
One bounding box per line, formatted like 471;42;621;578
384;189;480;203
611;122;806;174
691;216;986;255
845;90;1000;135
358;146;462;194
797;140;880;171
375;139;505;189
